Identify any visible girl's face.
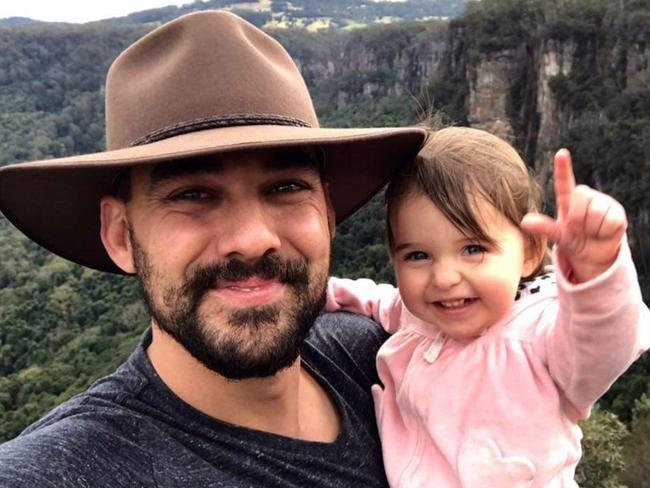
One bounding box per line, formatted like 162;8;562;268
391;193;539;340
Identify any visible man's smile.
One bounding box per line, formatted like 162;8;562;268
212;278;284;307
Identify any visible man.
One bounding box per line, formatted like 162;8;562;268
0;10;425;487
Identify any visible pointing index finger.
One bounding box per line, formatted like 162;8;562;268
554;148;576;221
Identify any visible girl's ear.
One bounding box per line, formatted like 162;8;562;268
522;236;548;278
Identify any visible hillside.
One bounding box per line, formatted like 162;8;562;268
1;0;469;30
0;0;649;484
0;17;45;26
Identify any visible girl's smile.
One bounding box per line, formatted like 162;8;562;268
432;297;478;313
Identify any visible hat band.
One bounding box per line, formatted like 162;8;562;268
131;113;312;146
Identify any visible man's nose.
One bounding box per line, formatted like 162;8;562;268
214;201;281;261
430;261;462;290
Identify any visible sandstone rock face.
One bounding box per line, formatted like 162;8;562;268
287;19;646;200
626;43;649;91
288;24;448;110
535;40;576;188
280;14;647;288
466;50;519;141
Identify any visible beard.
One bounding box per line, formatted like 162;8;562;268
131;235;328;380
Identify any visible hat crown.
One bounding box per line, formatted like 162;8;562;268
105;11;319;150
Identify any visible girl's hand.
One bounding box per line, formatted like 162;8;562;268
520;149;627;283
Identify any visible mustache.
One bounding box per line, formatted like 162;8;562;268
182;254;310;295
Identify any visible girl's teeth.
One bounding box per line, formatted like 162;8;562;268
439;299;467;308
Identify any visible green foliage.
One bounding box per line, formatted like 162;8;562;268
456;0;545;53
332;193;395;284
0;326;144;441
576;408;628;488
601;354;650;424
620;395;650;487
425;71;469;125
0;217;148;441
0;24;145;165
320;94;422;129
543;0;610;41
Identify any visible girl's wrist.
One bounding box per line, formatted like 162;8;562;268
568;252;619;283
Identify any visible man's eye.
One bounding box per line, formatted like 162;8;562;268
170;189;210;201
404;251;429;261
270;182;305;194
463;244;486;256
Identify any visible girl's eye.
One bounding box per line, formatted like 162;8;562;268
404;251;429;261
463;244;486;256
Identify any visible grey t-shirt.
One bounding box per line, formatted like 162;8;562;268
0;312;389;488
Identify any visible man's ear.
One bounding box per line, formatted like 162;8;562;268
323;183;336;240
522;236;548;278
100;196;136;274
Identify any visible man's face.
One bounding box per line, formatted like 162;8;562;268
121;147;333;379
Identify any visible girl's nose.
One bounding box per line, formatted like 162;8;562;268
430;262;462;290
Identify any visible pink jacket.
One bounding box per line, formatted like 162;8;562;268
326;244;650;488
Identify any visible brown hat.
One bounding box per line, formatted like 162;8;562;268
0;10;425;274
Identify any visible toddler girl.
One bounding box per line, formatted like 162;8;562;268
327;127;649;487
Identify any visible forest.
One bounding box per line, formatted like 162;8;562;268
0;0;648;486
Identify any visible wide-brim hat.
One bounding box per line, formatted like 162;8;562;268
0;10;426;274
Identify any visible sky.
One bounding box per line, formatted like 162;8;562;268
0;1;194;23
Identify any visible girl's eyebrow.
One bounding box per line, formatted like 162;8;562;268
393;242;416;253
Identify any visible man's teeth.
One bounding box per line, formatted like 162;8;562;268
438;299;469;308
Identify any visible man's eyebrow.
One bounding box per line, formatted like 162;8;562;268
263;151;322;174
149;157;224;190
148;150;322;191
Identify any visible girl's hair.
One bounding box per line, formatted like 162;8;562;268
386;126;547;278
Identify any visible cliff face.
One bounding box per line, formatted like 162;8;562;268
489;29;645;271
283;11;648;281
626;43;649;90
534;40;576;183
465;48;522;139
336;36;447;100
289;15;647;195
459;38;580;188
287;22;448;109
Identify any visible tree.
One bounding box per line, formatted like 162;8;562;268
575;407;628;488
620;394;650;487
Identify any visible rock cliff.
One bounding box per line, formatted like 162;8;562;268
280;6;648;281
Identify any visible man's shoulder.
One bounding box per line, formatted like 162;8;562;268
307;311;387;359
304;311;387;391
0;397;152;488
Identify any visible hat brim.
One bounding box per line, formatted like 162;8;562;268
0;124;426;274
